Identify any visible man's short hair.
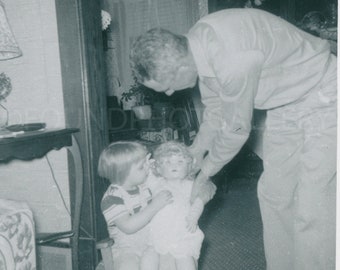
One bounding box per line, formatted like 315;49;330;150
130;28;188;83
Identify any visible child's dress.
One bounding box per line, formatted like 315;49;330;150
147;174;204;260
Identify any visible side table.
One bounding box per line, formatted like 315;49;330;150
0;128;82;270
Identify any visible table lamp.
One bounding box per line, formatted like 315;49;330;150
0;1;22;129
0;1;22;60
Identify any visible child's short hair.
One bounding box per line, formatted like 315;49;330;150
98;141;148;184
153;141;194;176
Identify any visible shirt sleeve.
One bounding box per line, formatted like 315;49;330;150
101;192;128;226
192;25;264;176
189;80;221;159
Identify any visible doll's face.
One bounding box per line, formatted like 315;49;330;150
157;154;191;181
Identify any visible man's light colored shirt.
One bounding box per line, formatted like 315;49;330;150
187;8;336;176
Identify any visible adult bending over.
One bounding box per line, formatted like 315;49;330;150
130;8;337;270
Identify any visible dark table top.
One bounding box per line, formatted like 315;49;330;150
0;128;79;163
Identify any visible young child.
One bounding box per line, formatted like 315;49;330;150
148;141;205;270
98;141;173;270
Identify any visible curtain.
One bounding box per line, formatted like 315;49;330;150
103;0;207;100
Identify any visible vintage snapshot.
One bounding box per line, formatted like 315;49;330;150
0;0;337;269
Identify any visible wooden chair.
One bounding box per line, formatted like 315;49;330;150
96;238;114;270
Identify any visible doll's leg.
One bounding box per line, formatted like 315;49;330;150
175;256;197;270
140;246;159;270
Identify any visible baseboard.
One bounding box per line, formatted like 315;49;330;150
37;245;72;270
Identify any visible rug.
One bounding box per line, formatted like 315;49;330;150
198;148;266;270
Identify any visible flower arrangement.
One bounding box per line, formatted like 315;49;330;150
0;72;12;101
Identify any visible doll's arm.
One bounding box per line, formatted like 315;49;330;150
186;198;204;233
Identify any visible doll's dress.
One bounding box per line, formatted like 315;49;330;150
147;175;204;259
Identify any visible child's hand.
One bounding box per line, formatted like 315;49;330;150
152;190;173;210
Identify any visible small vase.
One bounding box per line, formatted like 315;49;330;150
132;105;152;120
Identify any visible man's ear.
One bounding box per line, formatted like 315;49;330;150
178;52;196;70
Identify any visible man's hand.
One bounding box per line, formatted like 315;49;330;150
188;146;206;175
190;171;216;204
191;155;204;175
186;198;204;233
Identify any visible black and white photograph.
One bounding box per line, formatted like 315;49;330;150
0;0;337;269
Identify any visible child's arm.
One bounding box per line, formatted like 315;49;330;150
115;190;172;234
186;197;204;233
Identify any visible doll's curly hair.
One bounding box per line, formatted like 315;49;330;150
152;141;194;177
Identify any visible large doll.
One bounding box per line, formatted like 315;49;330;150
147;141;205;270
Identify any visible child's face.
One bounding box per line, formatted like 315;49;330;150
157;154;191;181
123;153;151;190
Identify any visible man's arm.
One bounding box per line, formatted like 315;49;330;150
199;51;264;177
189;24;264;178
189;80;222;171
190;54;263;203
188;24;264;203
186;197;205;232
190;170;216;204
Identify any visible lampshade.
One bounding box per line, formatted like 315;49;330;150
0;1;22;60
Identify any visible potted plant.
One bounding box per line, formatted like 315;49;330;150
121;80;155;120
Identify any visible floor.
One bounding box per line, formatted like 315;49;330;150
198;146;266;270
